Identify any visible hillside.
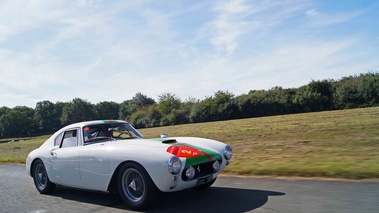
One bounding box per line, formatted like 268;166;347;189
1;107;378;179
139;107;379;179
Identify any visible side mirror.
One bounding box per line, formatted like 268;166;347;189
160;133;168;138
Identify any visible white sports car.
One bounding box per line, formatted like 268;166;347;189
26;120;232;210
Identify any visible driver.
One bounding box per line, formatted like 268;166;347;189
98;128;113;138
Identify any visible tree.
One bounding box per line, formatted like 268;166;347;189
157;93;181;115
189;102;208;123
293;88;328;112
290;79;336;112
334;76;360;109
0;106;35;137
357;73;379;106
119;100;132;120
307;80;334;110
1;72;378;136
119;93;155;120
0;106;10;117
95;101;120;119
53;102;67;129
34;100;58;133
61;98;97;125
129;110;149;128
189;90;235;122
237;90;268;117
0;107;11;137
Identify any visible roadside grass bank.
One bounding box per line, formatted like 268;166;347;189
0;136;49;163
1;107;378;179
140;107;379;179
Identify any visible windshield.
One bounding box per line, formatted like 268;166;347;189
83;123;144;144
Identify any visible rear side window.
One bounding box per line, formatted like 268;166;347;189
60;129;78;148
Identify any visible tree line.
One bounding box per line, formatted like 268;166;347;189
1;72;378;138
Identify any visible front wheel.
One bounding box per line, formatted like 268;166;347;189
117;162;157;210
32;159;56;194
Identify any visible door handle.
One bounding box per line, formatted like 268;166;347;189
51;151;57;159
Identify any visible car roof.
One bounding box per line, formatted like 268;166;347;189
64;120;129;129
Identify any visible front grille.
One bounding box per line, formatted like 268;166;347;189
181;160;219;181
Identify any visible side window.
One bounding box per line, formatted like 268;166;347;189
60;129;78;148
54;132;64;147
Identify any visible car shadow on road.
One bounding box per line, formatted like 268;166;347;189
149;187;285;213
49;186;285;212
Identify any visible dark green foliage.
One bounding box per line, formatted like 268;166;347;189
129;106;161;128
189;90;235;122
157;93;181;115
0;106;35;137
34;100;60;133
0;72;378;137
293;80;334;112
0;106;10;117
119;93;155;120
95;101;120;120
334;73;379;108
60;98;97;125
129;110;150;129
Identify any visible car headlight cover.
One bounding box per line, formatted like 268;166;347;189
168;156;182;174
185;166;196;180
224;145;233;160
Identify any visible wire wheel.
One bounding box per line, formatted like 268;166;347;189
32;159;55;194
117;162;157;210
121;168;146;203
34;163;47;190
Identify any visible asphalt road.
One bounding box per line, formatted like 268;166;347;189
1;164;378;213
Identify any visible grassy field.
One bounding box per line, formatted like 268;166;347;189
1;107;378;179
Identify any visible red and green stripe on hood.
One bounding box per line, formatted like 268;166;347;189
166;143;221;168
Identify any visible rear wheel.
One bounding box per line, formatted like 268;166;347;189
33;159;56;194
117;162;157;210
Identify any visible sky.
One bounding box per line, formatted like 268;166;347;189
1;0;378;108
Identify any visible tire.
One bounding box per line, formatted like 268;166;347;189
117;162;157;210
32;159;56;194
194;177;217;190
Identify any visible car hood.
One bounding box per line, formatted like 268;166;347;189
108;137;177;148
104;137;223;167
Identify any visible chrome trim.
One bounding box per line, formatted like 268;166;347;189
186;166;195;179
223;145;233;160
168;156;182;174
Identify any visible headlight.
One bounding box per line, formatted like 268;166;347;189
168;156;182;174
185;166;196;180
213;160;220;172
224;145;233;160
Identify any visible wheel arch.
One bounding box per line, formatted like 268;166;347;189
29;158;42;178
107;160;158;193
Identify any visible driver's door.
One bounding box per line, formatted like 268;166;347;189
51;128;81;187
